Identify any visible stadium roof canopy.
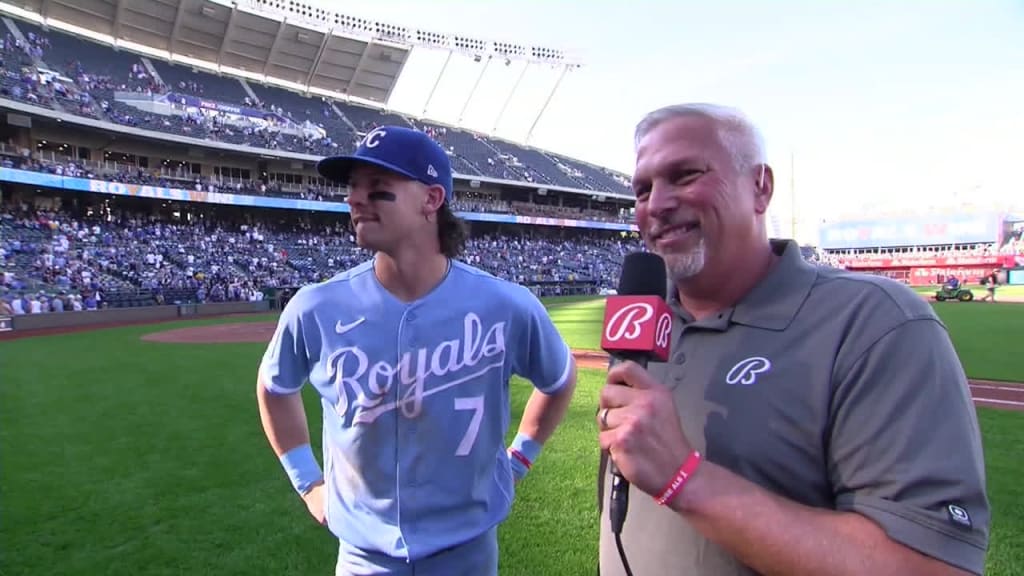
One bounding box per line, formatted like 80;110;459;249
9;0;581;107
13;0;414;103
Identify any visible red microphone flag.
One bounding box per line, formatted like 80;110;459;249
600;295;673;362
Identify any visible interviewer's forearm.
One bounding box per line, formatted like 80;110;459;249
256;379;312;457
669;461;970;576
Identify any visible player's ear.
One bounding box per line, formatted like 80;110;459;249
421;184;446;216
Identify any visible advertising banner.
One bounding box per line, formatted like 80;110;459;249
839;254;1015;269
909;267;994;286
164;92;288;123
819;213;1002;249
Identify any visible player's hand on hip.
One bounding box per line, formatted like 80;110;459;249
597;361;694;497
300;480;327;525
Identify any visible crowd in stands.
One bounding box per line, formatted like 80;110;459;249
0;201;644;314
10;19;1017;318
2;148;631;223
0;19;632;197
15;188;1001;319
0;149;337;202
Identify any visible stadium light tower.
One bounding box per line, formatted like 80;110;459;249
229;0;583;139
525;61;577;145
458;54;493;125
422;50;454;116
492;61;530;134
417;33;583;136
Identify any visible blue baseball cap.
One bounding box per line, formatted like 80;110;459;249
317;125;453;203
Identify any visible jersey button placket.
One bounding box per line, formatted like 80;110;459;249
402;309;419;492
394;310;416;550
405;309;418;434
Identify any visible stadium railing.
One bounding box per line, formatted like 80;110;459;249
3;299;271;335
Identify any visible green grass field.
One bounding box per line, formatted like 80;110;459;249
1;297;1022;575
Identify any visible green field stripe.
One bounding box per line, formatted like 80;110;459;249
1;297;1022;575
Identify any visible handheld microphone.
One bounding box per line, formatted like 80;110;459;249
600;251;673;539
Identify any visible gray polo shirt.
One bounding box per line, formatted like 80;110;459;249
598;239;990;576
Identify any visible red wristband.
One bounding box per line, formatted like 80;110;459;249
655;451;702;506
508;448;532;470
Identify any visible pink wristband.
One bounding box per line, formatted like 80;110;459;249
655;451;702;506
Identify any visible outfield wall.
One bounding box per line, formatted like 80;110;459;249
0;301;272;335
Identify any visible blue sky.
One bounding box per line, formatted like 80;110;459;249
316;0;1024;241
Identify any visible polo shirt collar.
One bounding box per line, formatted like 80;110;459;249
730;239;818;330
667;239;818;331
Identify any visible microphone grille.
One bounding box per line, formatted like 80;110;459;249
617;251;667;298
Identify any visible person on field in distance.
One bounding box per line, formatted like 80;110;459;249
595;103;990;576
256;125;578;576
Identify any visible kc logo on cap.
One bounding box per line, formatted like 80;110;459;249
362;127;387;148
316;125;453;202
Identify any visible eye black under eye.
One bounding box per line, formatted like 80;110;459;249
368;190;397;202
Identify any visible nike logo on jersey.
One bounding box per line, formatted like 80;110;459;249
326;312;506;424
336;317;366;334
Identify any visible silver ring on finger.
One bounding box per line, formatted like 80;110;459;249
600;408;610;429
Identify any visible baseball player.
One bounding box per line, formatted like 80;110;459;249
256;125;578;576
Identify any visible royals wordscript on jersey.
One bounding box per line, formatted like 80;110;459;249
259;259;573;560
327;307;509;424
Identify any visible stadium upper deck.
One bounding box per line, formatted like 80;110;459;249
0;2;651;310
0;1;634;201
0;3;803;311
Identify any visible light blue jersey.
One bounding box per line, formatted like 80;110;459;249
259;258;572;565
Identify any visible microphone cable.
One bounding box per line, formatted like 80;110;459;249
614;532;634;576
610;459;634;576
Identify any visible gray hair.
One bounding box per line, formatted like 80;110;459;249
634;103;766;170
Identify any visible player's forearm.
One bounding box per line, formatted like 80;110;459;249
256;379;312;457
670;461;971;576
518;363;577;444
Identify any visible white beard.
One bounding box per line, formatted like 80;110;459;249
658;236;706;283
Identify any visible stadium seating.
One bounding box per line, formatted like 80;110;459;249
0;21;632;197
0;202;643;310
0;149;629;223
0;17;837;317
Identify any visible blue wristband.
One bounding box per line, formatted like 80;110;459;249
279;443;323;495
508;433;542;481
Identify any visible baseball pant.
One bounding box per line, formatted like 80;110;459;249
334;526;498;576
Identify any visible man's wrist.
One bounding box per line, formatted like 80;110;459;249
666;453;710;515
279;443;323;495
508;432;542;481
656;450;702;507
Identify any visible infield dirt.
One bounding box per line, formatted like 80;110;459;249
138;321;1024;411
140;321;614;370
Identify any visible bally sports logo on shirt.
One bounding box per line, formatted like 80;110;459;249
325;312;507;425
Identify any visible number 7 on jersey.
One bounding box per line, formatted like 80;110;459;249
454;395;484;456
